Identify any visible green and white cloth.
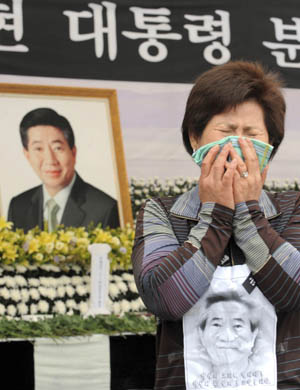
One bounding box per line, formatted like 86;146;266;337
192;136;273;172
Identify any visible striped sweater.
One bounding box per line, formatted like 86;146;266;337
132;186;300;389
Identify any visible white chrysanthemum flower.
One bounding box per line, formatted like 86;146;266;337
30;304;38;315
78;301;88;315
129;282;138;294
113;275;122;283
83;275;90;284
122;273;134;282
40;277;51;287
57;286;66;298
18;303;28;316
40;264;51;272
3;265;14;272
7;305;17;317
120;300;131;314
66;285;75;297
40;264;60;273
67;309;74;316
56;276;65;286
137;297;145;310
47;288;57;300
0;278;4;286
47;277;57;288
71;276;82;286
109;274;114;282
116;281;128;293
10;289;21;302
109;283;119;299
5;276;16;288
38;300;49;313
131;299;141;312
112;302;121;315
21;289;30;302
66;299;77;309
50;265;60;273
0;287;10;300
61;276;71;285
38;286;48;297
71;265;81;273
54;301;66;315
29;288;40;301
15;275;27;287
28;278;40;287
0;304;5;316
76;285;87;296
16;265;27;274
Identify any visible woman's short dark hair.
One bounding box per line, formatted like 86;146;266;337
182;61;286;158
20;107;75;150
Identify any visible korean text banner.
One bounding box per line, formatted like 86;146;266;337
1;0;300;86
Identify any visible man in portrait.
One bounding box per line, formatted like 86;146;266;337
8;107;119;232
198;291;259;375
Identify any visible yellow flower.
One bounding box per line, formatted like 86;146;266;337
111;237;121;247
94;230;113;243
59;231;75;243
77;238;90;247
2;242;17;260
28;238;40;254
39;231;56;245
0;217;13;231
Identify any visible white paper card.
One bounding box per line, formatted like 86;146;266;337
183;265;277;390
87;243;111;316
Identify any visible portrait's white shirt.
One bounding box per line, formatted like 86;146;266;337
43;173;76;224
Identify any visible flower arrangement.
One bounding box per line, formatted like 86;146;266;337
130;176;199;215
0;263;145;318
0;218;134;271
0;219;144;319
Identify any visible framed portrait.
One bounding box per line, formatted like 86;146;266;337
0;83;133;229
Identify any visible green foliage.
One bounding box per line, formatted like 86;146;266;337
0;313;156;339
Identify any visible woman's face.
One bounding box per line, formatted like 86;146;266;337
190;100;270;150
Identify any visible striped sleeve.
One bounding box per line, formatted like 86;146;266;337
233;198;300;311
132;197;234;321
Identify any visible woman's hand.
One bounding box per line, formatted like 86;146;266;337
199;143;237;210
229;138;268;204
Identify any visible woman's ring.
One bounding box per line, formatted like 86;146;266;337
241;171;249;178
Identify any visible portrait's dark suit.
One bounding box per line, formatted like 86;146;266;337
7;174;119;232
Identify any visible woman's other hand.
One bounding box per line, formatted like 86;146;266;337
199;143;237;210
230;138;268;204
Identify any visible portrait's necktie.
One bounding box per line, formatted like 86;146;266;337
46;198;59;232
